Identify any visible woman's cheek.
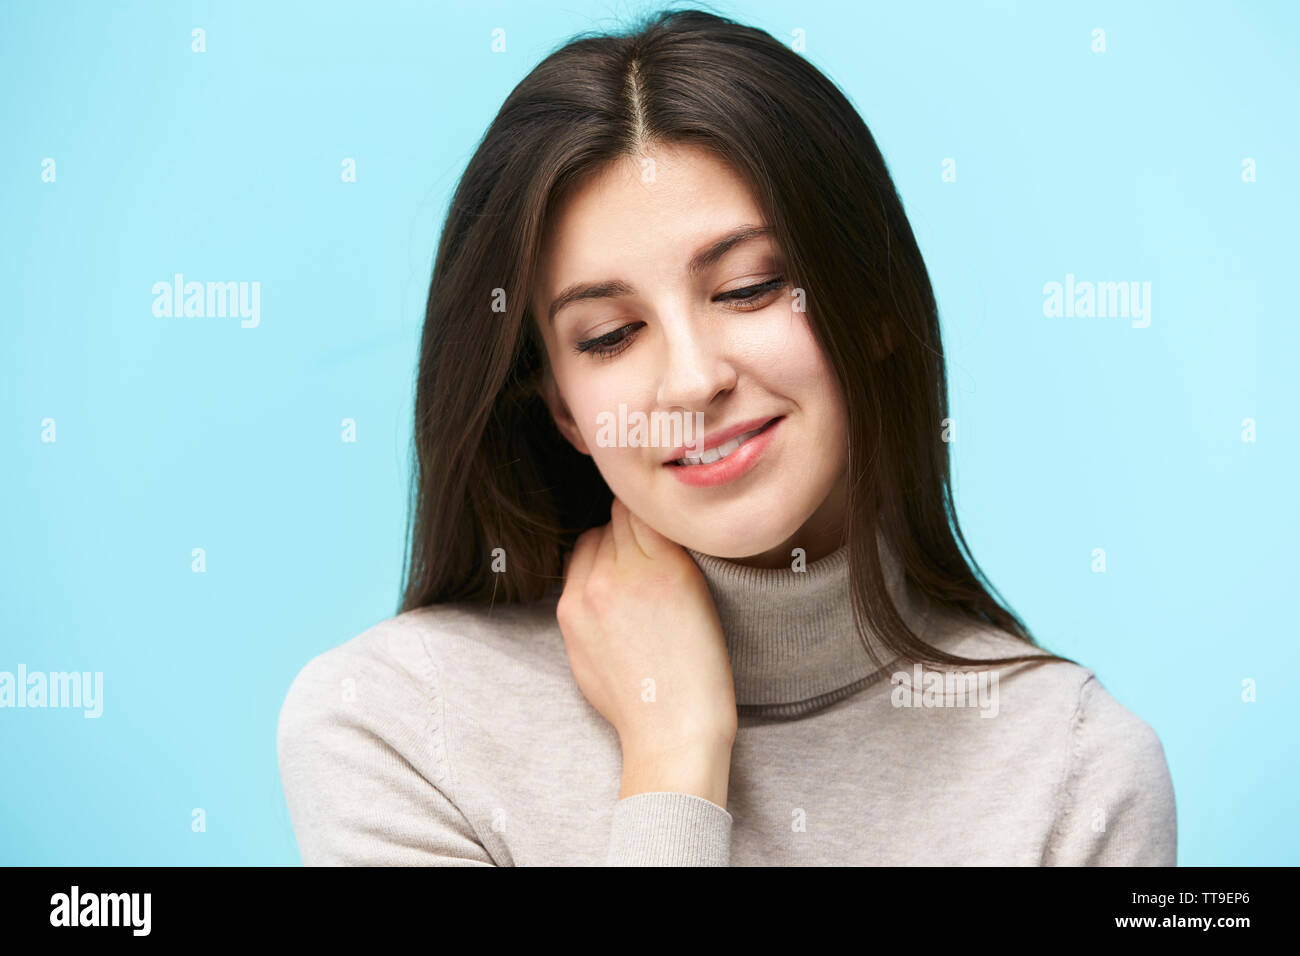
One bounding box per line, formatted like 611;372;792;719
578;403;637;474
737;308;807;368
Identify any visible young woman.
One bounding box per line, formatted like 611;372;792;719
277;8;1176;866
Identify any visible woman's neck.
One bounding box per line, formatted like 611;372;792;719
683;525;932;714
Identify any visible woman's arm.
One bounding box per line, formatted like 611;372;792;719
606;791;733;866
606;735;735;865
559;498;740;866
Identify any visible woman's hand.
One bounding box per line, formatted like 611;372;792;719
557;497;737;806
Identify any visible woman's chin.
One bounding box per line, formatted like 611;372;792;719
659;522;806;565
625;473;838;563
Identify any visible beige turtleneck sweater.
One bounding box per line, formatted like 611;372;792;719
276;536;1177;865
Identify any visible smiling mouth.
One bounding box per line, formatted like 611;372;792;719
668;417;782;466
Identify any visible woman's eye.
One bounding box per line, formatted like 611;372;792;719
571;277;786;361
574;322;641;359
715;276;786;307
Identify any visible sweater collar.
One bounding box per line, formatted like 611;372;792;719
685;530;932;711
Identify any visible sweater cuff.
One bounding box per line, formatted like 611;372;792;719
606;791;733;866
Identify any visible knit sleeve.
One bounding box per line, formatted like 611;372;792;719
1043;674;1177;865
606;791;733;865
276;643;495;866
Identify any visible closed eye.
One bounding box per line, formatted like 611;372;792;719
572;276;788;360
716;276;786;304
575;322;641;359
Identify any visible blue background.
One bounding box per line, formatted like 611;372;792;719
2;0;1295;865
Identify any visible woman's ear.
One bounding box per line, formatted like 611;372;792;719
539;364;591;456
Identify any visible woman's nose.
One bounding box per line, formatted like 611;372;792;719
654;317;738;411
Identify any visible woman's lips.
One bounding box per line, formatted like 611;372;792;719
664;416;783;487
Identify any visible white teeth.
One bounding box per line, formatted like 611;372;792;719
674;425;766;466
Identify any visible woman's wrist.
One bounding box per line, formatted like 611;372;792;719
618;733;735;808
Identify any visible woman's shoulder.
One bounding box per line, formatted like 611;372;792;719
276;599;566;741
922;606;1177;862
924;604;1173;769
275;602;568;866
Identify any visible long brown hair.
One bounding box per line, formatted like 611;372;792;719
399;7;1073;672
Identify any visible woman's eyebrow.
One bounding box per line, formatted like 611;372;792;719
546;224;773;326
686;224;773;276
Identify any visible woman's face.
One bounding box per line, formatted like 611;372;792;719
531;142;850;567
